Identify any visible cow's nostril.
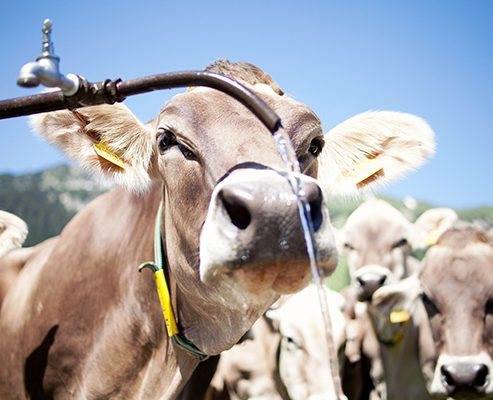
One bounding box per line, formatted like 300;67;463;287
219;189;252;230
303;182;323;231
223;200;251;230
475;364;488;388
442;365;455;388
378;275;387;286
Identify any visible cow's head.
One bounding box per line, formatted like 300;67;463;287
30;60;435;352
371;228;493;399
419;228;493;399
336;200;457;301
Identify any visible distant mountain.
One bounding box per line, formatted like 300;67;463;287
0;165;114;246
0;164;492;248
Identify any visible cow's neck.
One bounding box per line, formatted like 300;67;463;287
157;197;279;356
141;202;209;361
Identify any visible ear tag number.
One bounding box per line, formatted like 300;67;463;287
93;140;126;169
350;157;383;184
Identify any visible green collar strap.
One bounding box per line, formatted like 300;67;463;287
139;202;209;361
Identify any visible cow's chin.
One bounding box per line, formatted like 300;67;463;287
228;263;314;295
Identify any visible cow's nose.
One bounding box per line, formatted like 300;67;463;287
218;179;323;232
355;272;387;301
441;363;488;396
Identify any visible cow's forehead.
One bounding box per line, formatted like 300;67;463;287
345;200;410;229
344;201;411;244
156;86;322;142
421;242;493;301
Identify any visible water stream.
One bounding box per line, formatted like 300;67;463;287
274;126;343;399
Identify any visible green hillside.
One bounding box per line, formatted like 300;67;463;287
0;165;114;247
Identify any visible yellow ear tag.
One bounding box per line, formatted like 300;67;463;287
93;140;126;169
425;229;439;246
350;157;383;185
390;310;410;324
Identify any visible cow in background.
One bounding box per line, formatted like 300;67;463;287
0;60;436;399
335;199;457;399
369;228;493;399
0;210;28;309
487;227;493;243
207;285;350;400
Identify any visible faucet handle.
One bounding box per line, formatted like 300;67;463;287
38;19;58;61
17;18;79;95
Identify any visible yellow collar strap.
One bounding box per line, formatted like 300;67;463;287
139;202;208;361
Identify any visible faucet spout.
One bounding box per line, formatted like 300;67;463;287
17;19;79;96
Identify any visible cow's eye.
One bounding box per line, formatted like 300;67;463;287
421;292;440;317
344;243;355;251
284;335;301;351
392;238;408;249
157;129;177;154
308;138;324;157
178;145;197;161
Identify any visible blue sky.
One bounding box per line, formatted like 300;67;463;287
0;0;492;210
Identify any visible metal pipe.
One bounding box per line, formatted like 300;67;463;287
0;71;281;133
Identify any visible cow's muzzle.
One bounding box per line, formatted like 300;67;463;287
441;362;489;398
199;169;337;295
352;265;397;302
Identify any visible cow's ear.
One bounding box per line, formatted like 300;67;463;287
264;309;280;332
30;104;154;193
317;111;435;199
411;208;458;249
0;211;28;259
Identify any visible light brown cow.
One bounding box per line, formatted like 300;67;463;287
0;210;28;308
0;60;435;399
369;228;493;399
335;199;457;399
208;285;348;400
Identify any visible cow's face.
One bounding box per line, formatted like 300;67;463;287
147;84;337;302
418;229;493;399
338;200;457;302
337;200;414;301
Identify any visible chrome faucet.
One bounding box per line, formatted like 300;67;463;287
17;19;79;96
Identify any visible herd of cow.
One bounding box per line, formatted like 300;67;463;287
0;59;491;400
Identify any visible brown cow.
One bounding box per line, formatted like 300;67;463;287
0;60;435;399
369;228;493;399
